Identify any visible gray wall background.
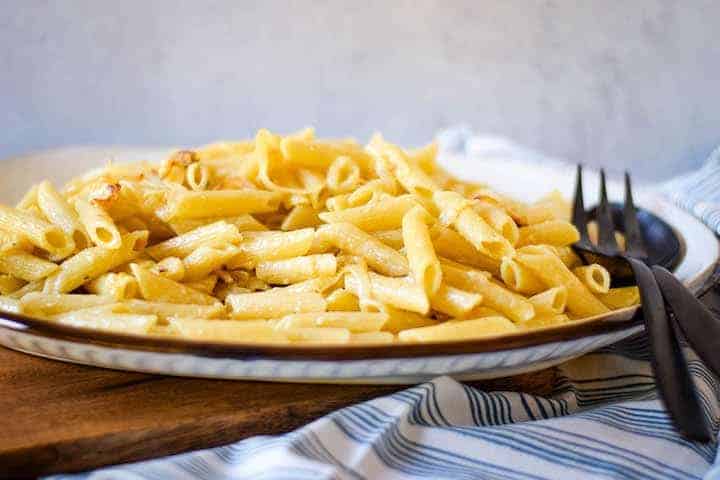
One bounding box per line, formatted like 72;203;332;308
2;0;719;180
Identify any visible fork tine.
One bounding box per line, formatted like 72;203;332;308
596;169;619;255
572;164;590;245
623;172;648;259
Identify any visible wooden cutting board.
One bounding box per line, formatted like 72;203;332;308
0;347;557;478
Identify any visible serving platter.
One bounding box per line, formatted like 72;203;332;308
0;146;716;384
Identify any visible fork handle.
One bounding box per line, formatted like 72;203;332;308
626;258;712;442
652;266;720;380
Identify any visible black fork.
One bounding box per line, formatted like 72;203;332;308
572;165;716;442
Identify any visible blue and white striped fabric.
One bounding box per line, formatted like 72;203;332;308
48;134;720;480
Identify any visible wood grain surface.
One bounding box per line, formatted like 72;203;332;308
0;348;557;478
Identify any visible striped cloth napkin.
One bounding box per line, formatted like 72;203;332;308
49;134;720;480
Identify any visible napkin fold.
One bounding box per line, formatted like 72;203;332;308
48;133;720;480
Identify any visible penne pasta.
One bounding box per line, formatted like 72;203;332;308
146;221;241;259
0;204;73;258
528;287;568;315
573;264;611;294
402;206;441;295
256;254;337;285
130;264;219;305
228;228;315;269
170;318;287;343
0;250;59;281
500;256;546;295
319;194;419;232
85;272;139;300
430;283;483;318
37;181;90;250
44;230;148;294
317;223;409;277
161;189;283;220
517;220;580;247
6;128;635;344
74;198;123;249
226;289;326;319
399;316;518;342
515;247;609;318
275;312;388;332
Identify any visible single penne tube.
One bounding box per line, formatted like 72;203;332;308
123;299;225;319
281;205;322;231
461;277;535;323
573;264;611;294
0;274;25;295
169;215;267;235
372;229;404;250
471;201;519;245
74;198;122;249
152;257;186;281
146;221;241;259
169;318;287;343
325;288;360;311
226;289;326;319
161;189;283;220
255;254;337;285
185;162;209;191
345;271;428;314
399;316;518;342
438;257;492;290
280;136;373;170
37;181;90;250
430;283;482;318
528;286;568;315
227;228;315;269
20;292;117;315
52;312;158;335
85;272;139;300
429;225;501;276
523;313;570;329
349;331;395;344
382;305;438;333
319;195;419;232
131;264;219;305
433;190;514;259
515;248;609;318
326;156;361;194
282;326;351;344
402;206;442;296
499;257;546;295
0;204;73;258
0;250;58;281
408;141;438;174
44;230;148;294
0;295;21;314
182;245;239;281
317;223;409;276
517;220;580;247
597;286;641;309
275;312;388;332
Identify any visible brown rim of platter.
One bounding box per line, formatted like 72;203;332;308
0;306;642;361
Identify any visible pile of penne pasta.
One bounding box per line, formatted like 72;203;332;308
0;128;639;345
